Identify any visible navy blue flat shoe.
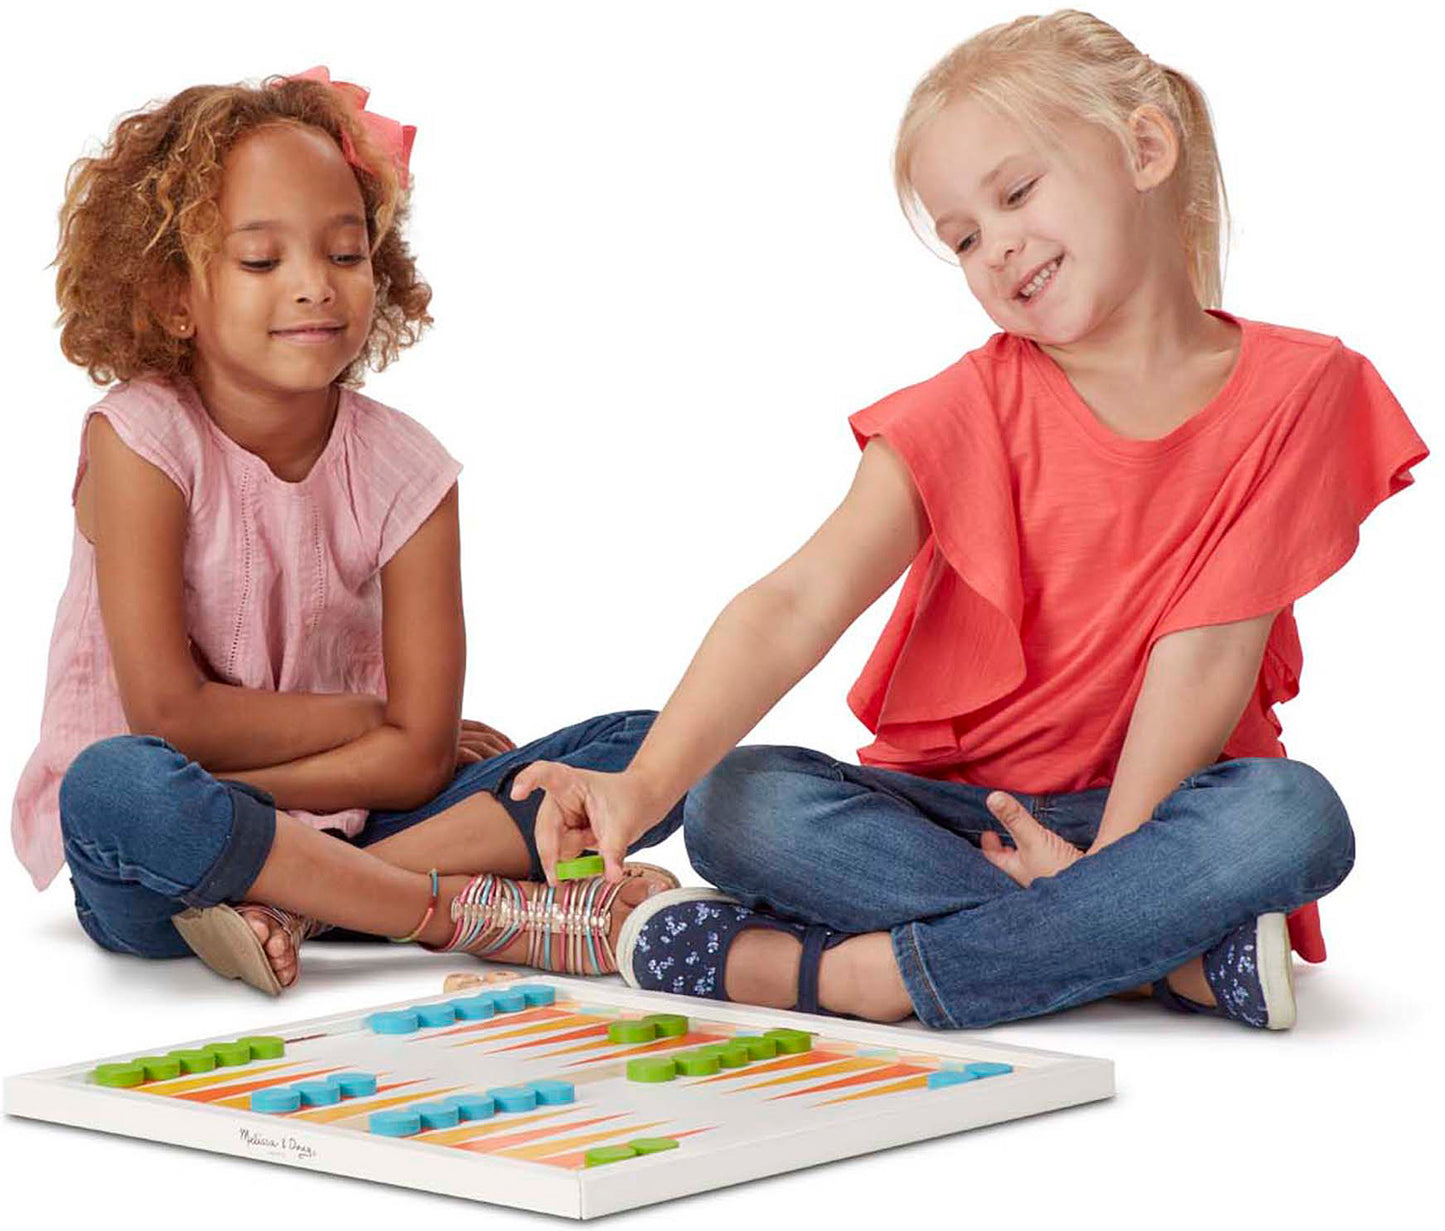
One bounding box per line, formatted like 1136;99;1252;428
617;887;851;1016
1152;912;1297;1030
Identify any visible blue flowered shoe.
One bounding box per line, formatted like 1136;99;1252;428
1151;912;1297;1030
617;887;850;1014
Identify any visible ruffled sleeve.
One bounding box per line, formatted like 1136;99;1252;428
845;355;1028;767
1150;341;1429;649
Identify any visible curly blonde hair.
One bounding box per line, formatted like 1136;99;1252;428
894;9;1231;309
52;72;433;388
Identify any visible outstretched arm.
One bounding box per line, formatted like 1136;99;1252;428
512;436;931;881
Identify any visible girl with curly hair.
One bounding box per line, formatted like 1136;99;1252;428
11;67;683;994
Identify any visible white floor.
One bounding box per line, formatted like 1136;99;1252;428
3;823;1440;1230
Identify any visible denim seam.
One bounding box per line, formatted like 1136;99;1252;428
895;922;958;1029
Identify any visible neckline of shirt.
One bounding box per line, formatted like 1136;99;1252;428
175;377;355;490
1020;308;1255;462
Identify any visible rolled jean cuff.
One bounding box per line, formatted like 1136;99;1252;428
183;781;277;909
891;922;957;1030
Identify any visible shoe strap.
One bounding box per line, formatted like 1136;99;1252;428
240;903;328;950
795;925;835;1015
432;872;626;976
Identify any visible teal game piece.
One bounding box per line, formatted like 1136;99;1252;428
965;1062;1014;1078
555;854;606;881
369;1110;421;1137
327;1072;378;1098
251;1086;302;1113
528;1080;575;1105
585;1145;637;1167
451;995;495;1020
412;1101;461;1129
294;1080;341;1106
487;1086;537;1113
442;1094;496;1121
412;1002;458;1028
368;1010;420;1035
517;985;556;1007
491;990;527;1013
927;1070;977;1089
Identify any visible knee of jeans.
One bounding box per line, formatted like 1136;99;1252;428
1231;758;1355;892
682;745;829;881
59;734;184;849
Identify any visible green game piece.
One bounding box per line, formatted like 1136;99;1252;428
607;1019;657;1044
238;1035;285;1060
555;854;606;881
626;1057;677;1084
585;1145;638;1167
207;1041;252;1067
92;1063;145;1088
641;1013;689;1038
718;1043;753;1068
628;1136;680;1155
167;1049;217;1074
672;1050;721;1077
764;1028;812;1054
697;1042;749;1068
731;1035;777;1060
134;1055;181;1082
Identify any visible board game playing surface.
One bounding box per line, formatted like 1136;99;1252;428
4;972;1114;1218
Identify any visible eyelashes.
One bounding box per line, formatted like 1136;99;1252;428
239;255;368;272
954;180;1037;255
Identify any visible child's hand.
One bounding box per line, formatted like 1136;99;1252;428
979;791;1083;888
507;763;658;885
455;719;516;768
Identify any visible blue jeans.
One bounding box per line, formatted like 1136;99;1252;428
59;709;682;960
683;746;1356;1028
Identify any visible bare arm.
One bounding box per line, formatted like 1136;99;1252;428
513;436;931;879
1088;611;1279;855
222;483;467;812
84;414;386;772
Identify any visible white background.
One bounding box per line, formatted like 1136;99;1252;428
2;1;1440;1226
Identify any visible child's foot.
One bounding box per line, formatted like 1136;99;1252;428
428;865;678;975
238;905;300;989
1152;913;1295;1030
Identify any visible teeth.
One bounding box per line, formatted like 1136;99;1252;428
1019;257;1061;299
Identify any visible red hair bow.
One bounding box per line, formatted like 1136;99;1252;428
275;65;417;189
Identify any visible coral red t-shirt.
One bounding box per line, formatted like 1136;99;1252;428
846;309;1429;962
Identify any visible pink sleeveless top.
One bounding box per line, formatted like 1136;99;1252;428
11;374;463;890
